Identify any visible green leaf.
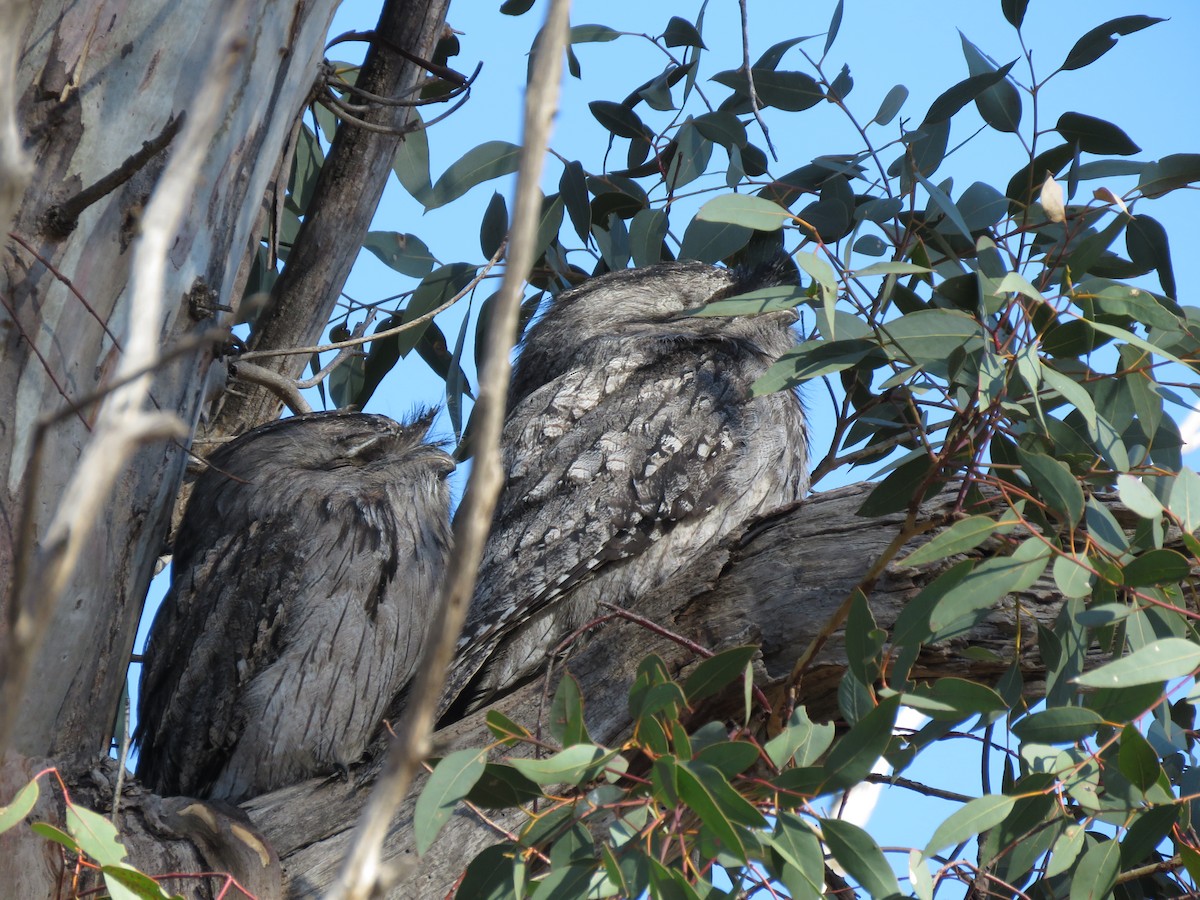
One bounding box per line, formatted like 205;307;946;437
30;822;78;852
480;192;509;260
486;709;532;744
68;804;127;867
588;100;648;139
508;744;610;787
664;16;705;49
684;645;758;702
902;678;1007;722
824;694;900;790
102;864;173;899
873;84;908;126
289;123;324;211
1118;724;1163;791
691;284;806;317
823;0;844;56
415;748;487;854
880;308;980;366
900;514;1016;567
923;61;1017;126
628;208;667;267
748;70;824;112
1126;214;1176;299
1170;469;1200;533
558;161;589;243
465;764;543;809
362;231;435;278
570;23;621;44
457;843;519;900
1138;153;1200;198
772;813;825;898
1069;838;1120;900
1046;824;1086;877
1117;474;1163;520
1055;112;1140;156
678;217;752;263
959;33;1021;133
549;672;589;747
821;818;902;899
1061;16;1164;71
1075;638;1200;688
427;141;521;209
1016;449;1085;526
392;113;432;204
693;111;747;149
0;778;39;833
695;740;760;778
852;262;931;277
765;706;836;769
1010;707;1103;744
912;168;973;241
753;338;876;395
928;538;1051;634
1002;0;1028;30
696;193;791;231
1053;554;1094;599
684;760;767;828
923;794;1014;858
673;763;748;862
1121;548;1190;587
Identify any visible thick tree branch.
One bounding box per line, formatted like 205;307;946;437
206;0;451;441
236;481;1116;896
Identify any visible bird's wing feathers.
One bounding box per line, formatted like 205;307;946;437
443;339;747;711
136;520;299;795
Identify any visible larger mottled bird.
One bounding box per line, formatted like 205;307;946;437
445;260;809;712
136;411;453;803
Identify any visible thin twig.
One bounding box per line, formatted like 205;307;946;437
327;29;472;88
0;291;88;428
597;602;774;714
111;692;132;822
229;362;313;415
9;231;125;350
294;310;377;389
239;242;504;362
322;4;569;898
737;0;777;161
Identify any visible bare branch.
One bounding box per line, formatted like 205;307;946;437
42;113;186;237
239;243;503;363
294;310;378;389
322;3;570;897
228;362;314;415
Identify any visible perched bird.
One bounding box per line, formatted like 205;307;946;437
446;259;809;712
136;411;453;803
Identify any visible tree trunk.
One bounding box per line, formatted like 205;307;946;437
0;0;345;760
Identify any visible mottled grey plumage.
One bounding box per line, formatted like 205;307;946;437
136;411;453;803
447;260;809;711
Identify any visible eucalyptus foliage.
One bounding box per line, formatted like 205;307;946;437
274;1;1200;896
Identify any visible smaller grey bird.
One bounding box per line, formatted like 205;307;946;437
136;410;453;803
